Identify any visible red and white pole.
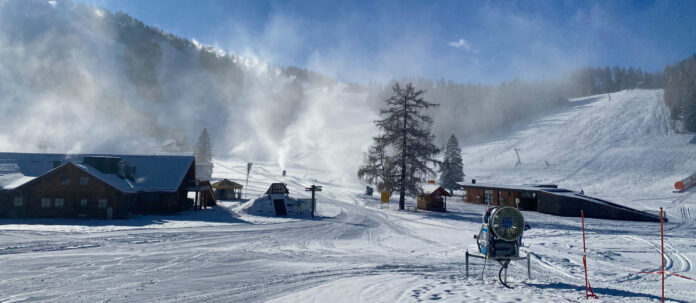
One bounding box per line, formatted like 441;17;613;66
581;210;598;299
637;207;693;301
660;207;664;303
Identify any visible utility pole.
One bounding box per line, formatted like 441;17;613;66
305;184;322;218
245;162;252;199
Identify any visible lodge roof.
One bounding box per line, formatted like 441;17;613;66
458;182;557;192
421;184;452;197
212;179;243;189
266;183;289;195
0;152;194;193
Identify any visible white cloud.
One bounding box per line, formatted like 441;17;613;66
448;38;471;51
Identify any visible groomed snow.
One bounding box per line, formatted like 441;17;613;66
1;89;695;302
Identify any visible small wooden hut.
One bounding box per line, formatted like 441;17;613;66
417;186;452;212
211;179;243;200
188;180;217;210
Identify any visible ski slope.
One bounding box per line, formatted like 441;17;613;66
1;89;696;302
462;89;696;218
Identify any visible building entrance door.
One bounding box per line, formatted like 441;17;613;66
273;199;287;216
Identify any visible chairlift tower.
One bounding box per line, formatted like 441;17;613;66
514;148;522;166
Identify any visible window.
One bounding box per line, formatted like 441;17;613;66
41;198;51;208
55;198;64;208
484;190;493;205
60;176;70;186
98;199;107;209
79;177;89;186
80;199;88;207
13;197;23;207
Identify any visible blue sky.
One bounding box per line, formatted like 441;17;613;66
78;0;696;85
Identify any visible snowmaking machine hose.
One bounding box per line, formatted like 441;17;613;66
498;259;512;289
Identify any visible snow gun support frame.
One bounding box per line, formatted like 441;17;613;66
465;249;531;287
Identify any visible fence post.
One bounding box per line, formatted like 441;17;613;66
465;250;469;278
527;252;531;279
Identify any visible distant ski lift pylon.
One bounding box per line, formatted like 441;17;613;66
37;141;55;153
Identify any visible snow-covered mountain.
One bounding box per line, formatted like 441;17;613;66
2;1;695;199
0;0;376;181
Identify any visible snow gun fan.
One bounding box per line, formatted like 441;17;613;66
474;206;525;287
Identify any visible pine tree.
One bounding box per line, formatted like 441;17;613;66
194;128;213;164
358;82;441;210
440;134;464;194
357;135;398;192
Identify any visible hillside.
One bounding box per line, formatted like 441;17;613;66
462;89;696;218
0;0;374;179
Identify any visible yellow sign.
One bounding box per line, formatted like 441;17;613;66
381;192;390;203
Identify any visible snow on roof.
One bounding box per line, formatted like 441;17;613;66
421;183;437;192
0;161;33;190
0;153;193;192
458;183;543;192
421;184;445;194
72;162;137;192
2;176;36;190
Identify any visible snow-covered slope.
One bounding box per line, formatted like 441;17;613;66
462;89;696;217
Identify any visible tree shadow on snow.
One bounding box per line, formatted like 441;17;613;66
0;204;250;227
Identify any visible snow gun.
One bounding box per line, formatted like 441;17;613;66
474;206;526;287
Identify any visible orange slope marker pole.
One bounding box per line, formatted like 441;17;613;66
581;210;598;299
638;208;694;303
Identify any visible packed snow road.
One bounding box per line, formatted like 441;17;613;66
1;185;693;302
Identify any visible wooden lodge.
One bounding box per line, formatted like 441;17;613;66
0;153;203;219
211;179;243;200
461;182;663;222
417;185;452;212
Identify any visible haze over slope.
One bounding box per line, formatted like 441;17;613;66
0;0;379;179
1;0;693;193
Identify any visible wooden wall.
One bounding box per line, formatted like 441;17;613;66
3;163;129;219
464;186;537;210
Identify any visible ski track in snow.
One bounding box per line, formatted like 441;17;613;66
2;90;696;302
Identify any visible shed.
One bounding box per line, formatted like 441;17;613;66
417;185;452;212
187;180;216;210
265;183;290;216
211;179;243;200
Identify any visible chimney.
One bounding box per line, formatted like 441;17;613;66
118;161;126;178
83;156;122;174
126;165;136;181
472;179;476;184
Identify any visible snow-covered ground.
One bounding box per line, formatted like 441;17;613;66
2;89;696;302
